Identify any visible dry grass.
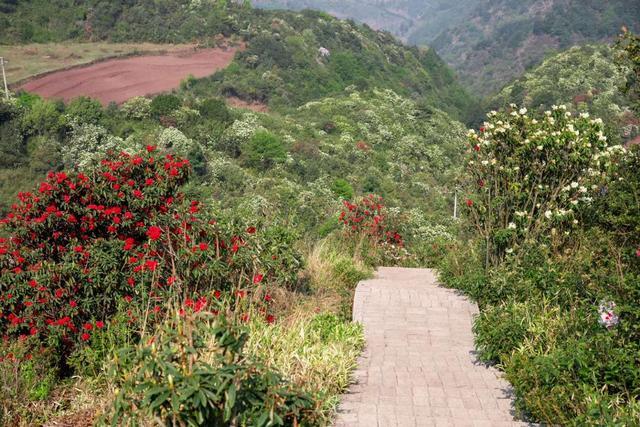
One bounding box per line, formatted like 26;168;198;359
1;42;198;85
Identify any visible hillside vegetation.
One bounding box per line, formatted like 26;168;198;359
437;31;640;424
0;0;475;119
492;44;638;144
254;0;640;95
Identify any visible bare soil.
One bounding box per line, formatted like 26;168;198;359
17;47;239;105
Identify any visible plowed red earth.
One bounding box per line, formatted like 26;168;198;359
18;47;238;105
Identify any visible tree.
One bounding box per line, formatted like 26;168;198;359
244;130;286;170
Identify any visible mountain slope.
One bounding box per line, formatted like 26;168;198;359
491;44;638;143
253;0;640;95
430;0;640;95
0;0;475;119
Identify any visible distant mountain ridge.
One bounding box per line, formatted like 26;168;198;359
253;0;640;95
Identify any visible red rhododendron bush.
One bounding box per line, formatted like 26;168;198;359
339;194;408;263
0;147;283;359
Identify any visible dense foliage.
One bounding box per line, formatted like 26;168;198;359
463;106;619;266
440;105;640;423
0;0;475;119
254;0;640;95
109;312;316;426
492;44;637;143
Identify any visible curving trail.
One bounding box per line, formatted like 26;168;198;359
335;267;530;427
17;47;238;105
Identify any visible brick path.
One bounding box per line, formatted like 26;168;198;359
335;267;529;427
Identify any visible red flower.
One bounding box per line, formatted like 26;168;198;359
145;178;154;186
123;238;135;251
70;300;77;308
253;274;264;284
214;290;221;299
264;294;272;302
146;145;156;153
145;260;158;271
466;199;473;207
81;333;90;341
473;144;480;152
124;295;133;303
199;242;209;251
96;321;104;329
246;226;256;234
147;226;162;241
83;323;93;331
266;315;275;324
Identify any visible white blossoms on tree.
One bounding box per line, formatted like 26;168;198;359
318;47;330;57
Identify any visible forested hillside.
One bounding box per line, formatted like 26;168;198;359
431;0;640;94
492;44;638;144
0;0;475;119
254;0;640;95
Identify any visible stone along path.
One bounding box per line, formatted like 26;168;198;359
335;267;528;427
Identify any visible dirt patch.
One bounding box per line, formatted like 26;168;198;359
226;96;269;113
17;47;239;105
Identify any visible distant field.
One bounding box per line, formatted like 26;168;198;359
1;42;198;85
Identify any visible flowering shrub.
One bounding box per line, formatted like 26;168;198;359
157;126;196;156
339;194;403;248
0;147;273;356
120;96;151;120
62;121;126;168
464;105;624;265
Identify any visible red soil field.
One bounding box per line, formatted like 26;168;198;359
17;47;238;105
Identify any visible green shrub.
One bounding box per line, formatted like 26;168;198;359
243;130;286;170
107;312;316;426
330;178;354;200
150;94;181;118
198;98;233;124
120;96;151;120
66;96;104;124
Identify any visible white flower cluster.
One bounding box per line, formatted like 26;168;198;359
62;121;125;168
158;127;195;156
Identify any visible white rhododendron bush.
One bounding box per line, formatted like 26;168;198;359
463;105;626;265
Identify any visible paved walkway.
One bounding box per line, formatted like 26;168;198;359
335;267;528;427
